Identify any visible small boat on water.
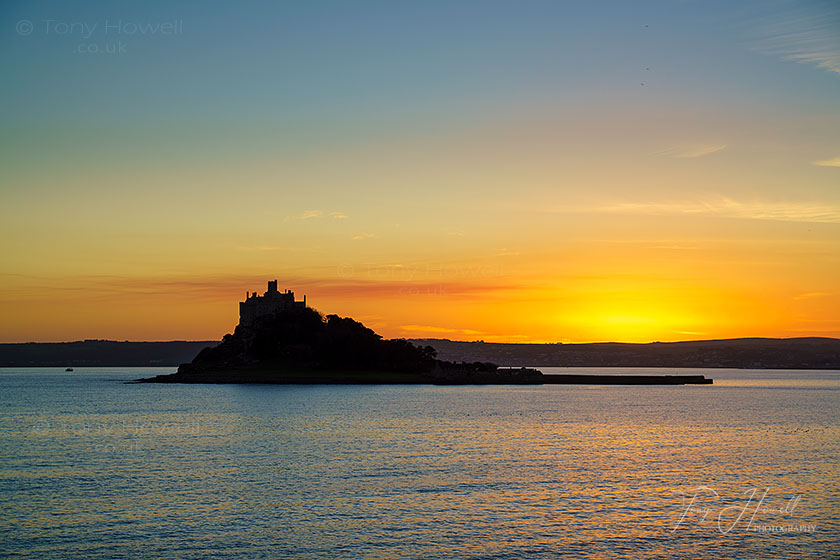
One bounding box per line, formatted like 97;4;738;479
65;367;74;372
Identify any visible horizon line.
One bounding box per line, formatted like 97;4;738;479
2;335;838;346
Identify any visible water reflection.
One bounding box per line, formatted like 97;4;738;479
0;368;837;559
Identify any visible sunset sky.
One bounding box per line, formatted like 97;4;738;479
1;0;839;343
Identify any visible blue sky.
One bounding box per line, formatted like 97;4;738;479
3;1;838;124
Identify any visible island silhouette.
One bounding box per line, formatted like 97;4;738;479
135;281;711;385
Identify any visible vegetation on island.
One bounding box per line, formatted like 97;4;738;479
143;307;518;384
184;307;439;374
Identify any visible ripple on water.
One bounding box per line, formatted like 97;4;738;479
0;368;838;559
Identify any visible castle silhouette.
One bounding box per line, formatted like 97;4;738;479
239;280;307;327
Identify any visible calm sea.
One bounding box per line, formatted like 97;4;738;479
1;367;838;559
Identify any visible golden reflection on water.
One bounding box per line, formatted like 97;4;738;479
0;369;838;558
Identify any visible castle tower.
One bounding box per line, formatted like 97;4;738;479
239;281;307;327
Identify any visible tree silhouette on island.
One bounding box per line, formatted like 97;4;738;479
181;306;450;380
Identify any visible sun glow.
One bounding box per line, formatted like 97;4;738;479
556;295;710;343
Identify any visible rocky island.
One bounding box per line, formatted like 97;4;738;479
135;281;712;385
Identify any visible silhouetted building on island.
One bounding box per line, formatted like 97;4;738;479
239;280;307;327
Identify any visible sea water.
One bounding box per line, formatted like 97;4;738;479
0;367;838;559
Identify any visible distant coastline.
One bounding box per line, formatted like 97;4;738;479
412;337;840;370
0;340;216;367
2;337;839;370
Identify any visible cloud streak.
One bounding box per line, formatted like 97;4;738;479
654;144;727;159
553;198;840;224
813;155;840;167
399;324;483;336
751;2;840;75
297;210;349;220
236;246;307;252
2;273;522;304
793;292;832;300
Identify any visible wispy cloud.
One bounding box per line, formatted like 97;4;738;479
295;210;349;220
298;210;323;220
750;2;840;75
4;274;521;304
296;210;349;220
6;274;285;303
607;199;840;223
399;324;483;336
236;246;307;252
352;232;375;241
654;144;727;159
495;248;521;257
553;197;840;223
813;155;840;167
793;292;833;300
283;278;522;302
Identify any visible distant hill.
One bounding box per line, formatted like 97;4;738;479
0;340;217;367
410;337;840;370
5;336;839;370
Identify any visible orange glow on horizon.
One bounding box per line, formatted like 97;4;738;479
1;206;838;343
2;267;837;343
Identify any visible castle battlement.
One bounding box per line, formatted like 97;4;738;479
239;280;307;327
